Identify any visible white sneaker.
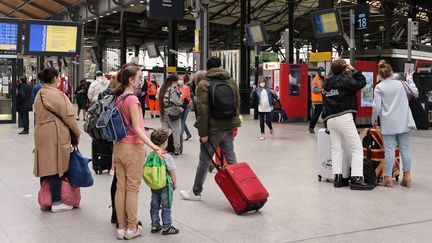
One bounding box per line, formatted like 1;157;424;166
179;190;202;201
124;225;143;240
259;135;265;141
51;203;73;213
116;228;126;240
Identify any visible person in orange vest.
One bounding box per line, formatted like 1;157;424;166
309;67;325;134
147;77;160;118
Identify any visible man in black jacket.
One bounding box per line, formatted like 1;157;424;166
17;76;32;134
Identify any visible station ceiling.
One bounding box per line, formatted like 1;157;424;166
1;0;432;52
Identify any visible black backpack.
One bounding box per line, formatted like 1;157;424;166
208;78;237;119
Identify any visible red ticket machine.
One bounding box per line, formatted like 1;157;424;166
279;64;309;121
355;61;378;126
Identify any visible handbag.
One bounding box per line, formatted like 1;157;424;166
65;148;94;187
166;88;183;121
400;81;429;130
38;177;81;207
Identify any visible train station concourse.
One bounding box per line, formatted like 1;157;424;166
0;0;432;242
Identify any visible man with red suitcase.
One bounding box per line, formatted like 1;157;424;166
180;57;241;201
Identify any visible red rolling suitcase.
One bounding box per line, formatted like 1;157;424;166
203;143;269;215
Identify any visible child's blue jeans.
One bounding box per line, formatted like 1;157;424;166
150;186;172;229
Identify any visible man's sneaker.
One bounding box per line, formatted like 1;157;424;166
151;226;162;233
124;225;143;240
51;203;73;213
179;190;202;201
116;228;126;240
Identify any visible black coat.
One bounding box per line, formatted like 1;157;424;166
321;71;366;121
17;83;33;112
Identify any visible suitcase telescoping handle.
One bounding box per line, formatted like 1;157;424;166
366;128;373;159
200;140;224;171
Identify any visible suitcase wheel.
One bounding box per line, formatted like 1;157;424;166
318;175;322;182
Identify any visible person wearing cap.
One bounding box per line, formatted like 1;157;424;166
87;70;109;104
309;67;325;134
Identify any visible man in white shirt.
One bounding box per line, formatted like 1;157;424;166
87;71;109;104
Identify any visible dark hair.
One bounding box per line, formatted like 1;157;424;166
80;79;86;85
158;75;178;118
207;56;221;70
378;59;393;80
330;59;347;76
113;64;140;97
39;67;59;84
150;128;171;146
19;76;27;83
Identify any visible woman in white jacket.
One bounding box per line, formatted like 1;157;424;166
372;60;418;188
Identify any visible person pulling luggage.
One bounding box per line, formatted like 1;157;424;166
179;56;241;200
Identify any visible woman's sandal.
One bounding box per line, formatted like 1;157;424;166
162;226;179;235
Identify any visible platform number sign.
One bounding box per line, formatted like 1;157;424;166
355;3;369;31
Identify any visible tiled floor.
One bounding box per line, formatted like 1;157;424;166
0;112;431;243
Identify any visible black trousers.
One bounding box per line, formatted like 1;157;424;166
111;173;117;220
259;112;273;134
309;104;323;129
40;174;62;203
19;111;29;130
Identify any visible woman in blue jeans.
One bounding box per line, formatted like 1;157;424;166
250;78;277;140
372;60;418;188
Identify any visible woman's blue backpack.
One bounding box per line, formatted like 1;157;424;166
96;94;133;141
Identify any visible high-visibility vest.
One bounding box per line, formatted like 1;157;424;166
311;74;323;103
147;81;158;96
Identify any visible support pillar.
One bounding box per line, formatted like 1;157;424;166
287;0;295;63
120;19;127;66
168;20;178;72
239;0;250;114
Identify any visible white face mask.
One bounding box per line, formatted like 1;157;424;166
320;71;326;77
259;82;266;88
178;80;184;86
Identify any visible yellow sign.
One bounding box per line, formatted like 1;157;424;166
46;25;78;52
321;13;338;33
167;66;177;73
310;52;332;62
194;29;200;53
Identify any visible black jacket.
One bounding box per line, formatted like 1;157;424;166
321;71;366;121
17;83;33;112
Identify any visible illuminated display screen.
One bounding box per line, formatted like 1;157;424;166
29;24;78;52
311;9;343;38
0;22;18;52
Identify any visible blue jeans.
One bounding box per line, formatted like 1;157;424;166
40;174;62;204
181;106;191;138
150;186;172;229
383;132;412;177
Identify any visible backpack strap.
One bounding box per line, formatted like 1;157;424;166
114;93;135;130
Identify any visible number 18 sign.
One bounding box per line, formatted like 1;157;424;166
355;3;369;31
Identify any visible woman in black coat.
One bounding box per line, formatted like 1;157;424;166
17;76;32;134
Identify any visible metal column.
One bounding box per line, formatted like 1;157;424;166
120;19;127;66
194;0;208;71
239;0;250;114
168;20;178;71
287;0;295;63
317;0;333;52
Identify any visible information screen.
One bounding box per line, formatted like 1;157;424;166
25;21;81;56
311;9;343;38
245;22;267;45
0;22;19;54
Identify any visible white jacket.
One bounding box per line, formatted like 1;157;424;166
372;76;419;135
87;76;109;103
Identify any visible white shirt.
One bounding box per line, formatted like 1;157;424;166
258;89;273;112
87;76;109;102
372;76;419;135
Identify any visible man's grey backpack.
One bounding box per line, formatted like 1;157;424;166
83;95;114;141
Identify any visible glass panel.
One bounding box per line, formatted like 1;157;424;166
289;65;301;96
0;59;13;121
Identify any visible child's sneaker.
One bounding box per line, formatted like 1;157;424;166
116;228;126;240
179;190;202;201
124;225;143;240
162;226;179;235
151;226;162;233
51;203;73;213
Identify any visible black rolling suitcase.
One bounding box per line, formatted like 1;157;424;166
92;140;113;174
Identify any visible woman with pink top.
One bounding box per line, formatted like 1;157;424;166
112;64;162;240
179;75;192;140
